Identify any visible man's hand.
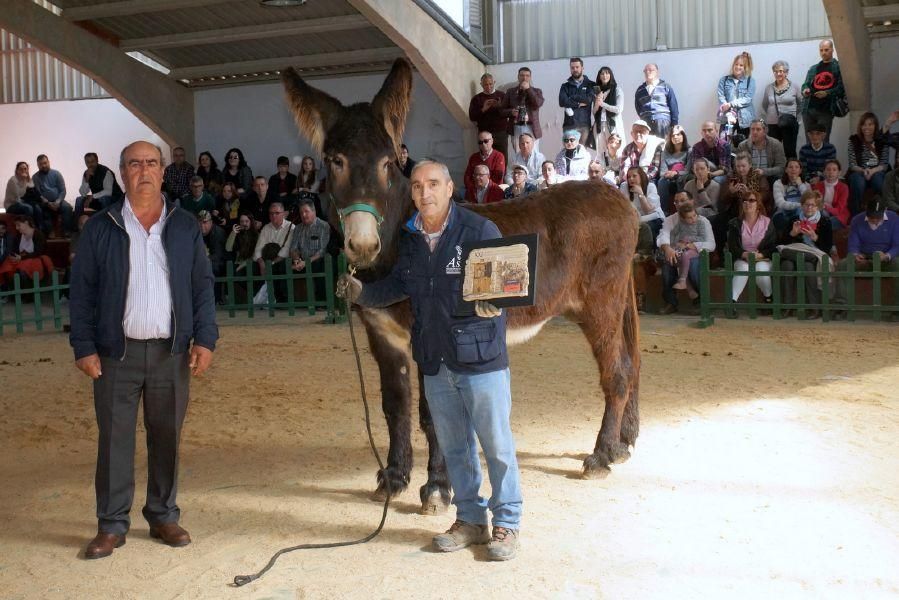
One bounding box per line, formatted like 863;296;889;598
855;254;869;266
814;90;828;99
189;345;213;377
474;301;502;318
336;274;363;303
875;251;891;263
76;354;102;379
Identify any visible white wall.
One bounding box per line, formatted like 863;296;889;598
0;98;168;210
490;38;853;167
193;72;467;184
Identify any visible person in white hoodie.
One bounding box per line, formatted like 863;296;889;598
619;119;664;182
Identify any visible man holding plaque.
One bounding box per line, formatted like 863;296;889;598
337;161;523;561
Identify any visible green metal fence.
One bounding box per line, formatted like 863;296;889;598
0;255;349;336
698;250;899;327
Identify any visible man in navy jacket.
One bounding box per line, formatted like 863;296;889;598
338;161;523;561
70;141;218;559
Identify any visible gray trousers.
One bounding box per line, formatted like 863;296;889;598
94;339;190;535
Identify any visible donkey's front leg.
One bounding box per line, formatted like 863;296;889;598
417;371;451;515
369;335;414;500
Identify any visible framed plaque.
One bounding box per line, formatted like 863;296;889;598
459;233;538;309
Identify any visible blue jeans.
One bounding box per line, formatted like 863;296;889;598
848;171;885;215
423;364;522;530
661;257;700;307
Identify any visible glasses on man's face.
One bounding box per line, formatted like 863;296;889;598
478;139;491;145
269;210;284;216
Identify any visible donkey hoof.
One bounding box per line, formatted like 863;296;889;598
370;487;389;502
609;445;631;465
581;465;611;480
420;490;449;516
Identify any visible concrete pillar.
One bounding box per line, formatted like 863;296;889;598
0;0;196;157
822;0;871;116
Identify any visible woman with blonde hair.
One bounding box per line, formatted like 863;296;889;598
717;52;757;139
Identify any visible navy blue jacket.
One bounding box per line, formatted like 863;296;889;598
358;205;508;376
559;76;596;129
69;199;218;360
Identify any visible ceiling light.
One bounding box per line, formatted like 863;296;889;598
259;0;306;6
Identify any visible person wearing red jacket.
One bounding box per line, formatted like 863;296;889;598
812;159;849;229
463;132;506;197
465;164;504;204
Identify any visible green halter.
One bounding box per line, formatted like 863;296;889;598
337;203;385;230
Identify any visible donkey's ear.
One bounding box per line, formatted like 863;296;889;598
282;67;343;153
372;58;413;159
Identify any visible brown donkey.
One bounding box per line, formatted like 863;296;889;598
282;59;641;514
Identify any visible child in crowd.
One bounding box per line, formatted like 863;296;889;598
669;205;710;297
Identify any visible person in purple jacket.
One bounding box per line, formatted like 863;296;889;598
834;196;899;305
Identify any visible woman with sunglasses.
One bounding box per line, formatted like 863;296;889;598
222;147;254;198
553;130;591;180
727;190;776;304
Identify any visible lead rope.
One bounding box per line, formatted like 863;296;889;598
232;265;392;587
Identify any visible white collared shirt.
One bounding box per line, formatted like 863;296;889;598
122;196;173;340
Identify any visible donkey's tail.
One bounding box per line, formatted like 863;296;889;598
619;273;641;447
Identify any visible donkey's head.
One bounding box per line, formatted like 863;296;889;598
282;58;413;268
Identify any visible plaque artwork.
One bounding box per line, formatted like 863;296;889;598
462;243;531;302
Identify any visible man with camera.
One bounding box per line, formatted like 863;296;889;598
501;66;544;152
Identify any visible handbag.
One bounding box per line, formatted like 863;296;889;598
832;93;849;118
260;223;294;261
773;89;798;129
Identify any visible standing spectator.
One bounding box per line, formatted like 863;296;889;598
537;160;558;190
779;189;834;318
266;156;297;205
464;132;506;197
179;176;216;216
222;148;253;198
501;67;544;152
600;132;624;185
33;154;73;235
504;165;538;199
657;191;716;314
737;119;787;182
69;141;217;559
4;162;41;227
658;124;692;214
469;73;508;161
504;133;545;185
195;151;223;197
798;123;837;183
834;197;899;306
198;210;226;304
772;158;810;233
812;159;850;230
214;181;241;229
683;157;721;219
717;52;757;139
727;191;776;304
634;63;679;137
163;147;194;201
847;112;889;215
558;57;595;145
620;120;663;182
620;166;664;248
466;164;504;204
592;66;624;151
554;130;592;181
762;60;801;160
0;215;49;288
691;121;731;184
801;39;846;143
395;144;416;178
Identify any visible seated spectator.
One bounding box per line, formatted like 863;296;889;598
196;151;223;196
466;164;504;204
883;109;899;150
254;201;295;276
0;216;49;289
464;131;506;197
537;160;558;190
599;132;624;185
214;181;241;229
813;159;850;230
75;152;123;218
772;158;810;233
198;210;226;304
620;166;664;251
0;221;13;265
722;153;774;220
469;73;509;161
669;204;712;296
289;200;330;273
163;146;194;201
657;191;716;314
395;144;416;178
554;130;592;180
634;63;679;137
33;154;73;235
180;176;216;215
761;60;800;160
737;119;787;183
505;165;538;199
4;162;42;230
620;120;663;182
798;123;836;183
558;57;595;146
717;52;757;139
504;133;544;185
683;158;720;219
883;156;899;213
778;189;834;317
267;156;297;205
847;111;889;215
222;147;254;197
691;121;731;184
834;197;899;306
727;191;776;303
658;124;692;214
225;213;258;271
587;160;616;186
244;176;271;226
592;66;624;151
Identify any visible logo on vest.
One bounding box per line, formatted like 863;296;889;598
446;245;463;275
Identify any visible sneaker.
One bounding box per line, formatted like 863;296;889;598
486;526;519;561
432;520;489;552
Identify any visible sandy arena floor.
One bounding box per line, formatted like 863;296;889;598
1;314;898;599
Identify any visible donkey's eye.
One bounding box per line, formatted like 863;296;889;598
332;157;343;168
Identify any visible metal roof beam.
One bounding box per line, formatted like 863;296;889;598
863;4;899;22
64;0;224;20
168;47;404;80
120;15;370;51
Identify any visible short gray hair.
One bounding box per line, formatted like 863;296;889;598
772;60;790;72
190;175;204;185
411;160;452;182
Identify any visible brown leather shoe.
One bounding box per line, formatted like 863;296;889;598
149;522;191;547
85;532;126;559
